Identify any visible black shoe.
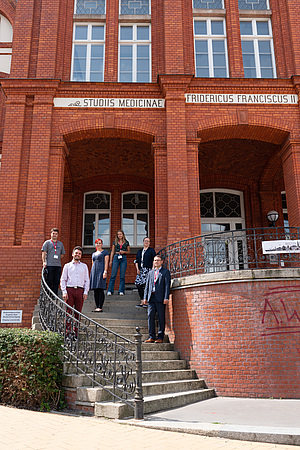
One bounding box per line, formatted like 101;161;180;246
135;304;143;308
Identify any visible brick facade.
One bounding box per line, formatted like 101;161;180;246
0;0;299;400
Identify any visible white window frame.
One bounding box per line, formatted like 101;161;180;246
71;23;105;82
119;0;151;15
0;15;13;74
74;0;106;15
122;191;149;247
200;189;245;228
82;191;111;248
240;18;276;79
118;23;151;83
194;18;228;78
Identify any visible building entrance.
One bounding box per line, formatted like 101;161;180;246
200;189;246;272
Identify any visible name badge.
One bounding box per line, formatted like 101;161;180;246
53;254;59;259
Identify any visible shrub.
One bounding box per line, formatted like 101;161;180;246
0;328;65;411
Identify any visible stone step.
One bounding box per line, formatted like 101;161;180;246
92;388;215;419
63;358;187;374
63;369;197;389
75;342;174;352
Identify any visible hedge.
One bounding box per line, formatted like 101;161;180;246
0;328;65;411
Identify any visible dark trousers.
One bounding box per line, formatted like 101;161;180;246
148;293;166;340
66;287;84;335
137;284;145;300
46;266;61;295
94;288;105;309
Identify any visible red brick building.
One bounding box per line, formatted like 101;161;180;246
0;0;300;397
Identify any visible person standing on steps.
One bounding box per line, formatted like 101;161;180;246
107;230;130;296
90;238;109;312
60;246;89;337
134;237;156;307
41;228;66;295
143;255;171;343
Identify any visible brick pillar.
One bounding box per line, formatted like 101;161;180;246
187;138;201;237
159;75;193;244
152;142;168;250
36;0;61;78
163;0;184;73
285;0;300;74
282;141;300;227
21;93;57;245
104;0;119;82
225;0;244;78
0;92;26;245
44;143;68;233
259;190;278;228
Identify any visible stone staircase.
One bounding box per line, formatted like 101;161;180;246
62;288;215;418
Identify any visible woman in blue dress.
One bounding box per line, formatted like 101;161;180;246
90;239;109;312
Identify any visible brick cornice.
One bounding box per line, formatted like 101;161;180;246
158;74;194;98
0;79;60;97
280;138;300;163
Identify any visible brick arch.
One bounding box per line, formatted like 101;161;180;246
195;120;290;146
0;0;16;26
59;117;157;146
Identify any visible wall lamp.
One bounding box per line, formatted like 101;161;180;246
266;210;279;227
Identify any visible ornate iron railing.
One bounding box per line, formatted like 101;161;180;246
39;269;143;419
159;227;300;278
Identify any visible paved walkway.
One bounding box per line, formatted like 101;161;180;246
1;398;300;450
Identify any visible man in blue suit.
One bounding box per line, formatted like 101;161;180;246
143;255;171;343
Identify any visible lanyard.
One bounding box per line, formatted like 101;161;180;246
154;269;159;284
51;240;58;254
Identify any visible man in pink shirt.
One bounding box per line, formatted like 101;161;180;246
60;246;89;336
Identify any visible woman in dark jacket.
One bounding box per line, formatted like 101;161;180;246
134;237;156;307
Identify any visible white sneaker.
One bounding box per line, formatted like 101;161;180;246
107;292;112;296
119;292;124;296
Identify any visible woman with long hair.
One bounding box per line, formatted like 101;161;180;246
90;238;109;312
107;230;130;295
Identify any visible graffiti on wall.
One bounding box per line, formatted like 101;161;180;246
260;286;300;337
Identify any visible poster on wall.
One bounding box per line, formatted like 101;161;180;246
262;240;300;254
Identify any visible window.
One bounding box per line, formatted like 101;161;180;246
122;192;149;246
281;191;289;231
71;24;105;81
119;24;151;82
0;15;13;74
194;19;228;78
201;191;242;218
83;192;110;247
193;0;224;8
120;0;150;15
239;0;269;10
75;0;106;14
240;19;276;78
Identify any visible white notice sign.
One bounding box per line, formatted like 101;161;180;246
262;240;300;254
1;310;23;323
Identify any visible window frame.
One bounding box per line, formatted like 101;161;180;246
119;0;151;15
193;0;224;9
121;191;149;247
240;18;276;79
193;18;229;78
82;191;111;248
71;23;106;82
238;0;269;10
118;23;151;83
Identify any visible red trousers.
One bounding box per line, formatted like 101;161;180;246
66;287;84;335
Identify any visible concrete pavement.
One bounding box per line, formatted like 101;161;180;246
122;397;300;446
1;397;300;450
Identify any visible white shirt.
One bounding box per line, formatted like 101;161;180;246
60;260;89;295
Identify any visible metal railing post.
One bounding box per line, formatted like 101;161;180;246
134;327;144;419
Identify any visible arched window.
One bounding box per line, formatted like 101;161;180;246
0;15;13;74
122;192;149;246
83;192;111;247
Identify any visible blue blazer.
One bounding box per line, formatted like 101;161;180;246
144;267;171;303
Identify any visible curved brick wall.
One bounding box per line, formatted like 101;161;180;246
166;269;300;398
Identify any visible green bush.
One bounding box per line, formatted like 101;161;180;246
0;328;65;411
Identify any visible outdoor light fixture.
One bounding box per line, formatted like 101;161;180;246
266;210;279;227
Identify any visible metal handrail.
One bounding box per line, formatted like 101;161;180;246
158;226;300;278
38;269;144;419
